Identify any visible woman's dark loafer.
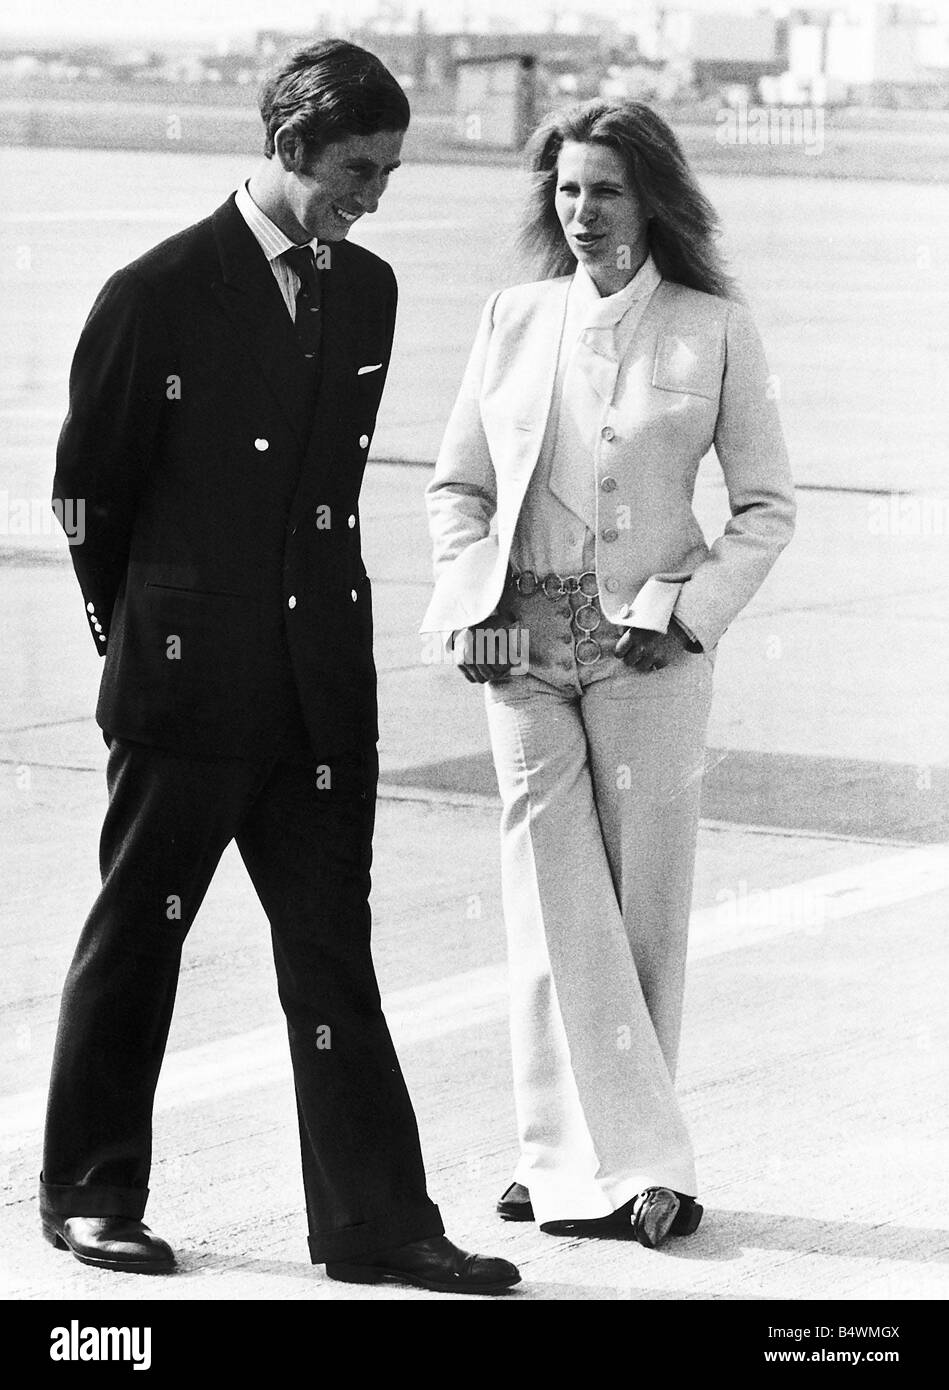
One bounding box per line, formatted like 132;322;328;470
497;1181;534;1222
538;1188;703;1244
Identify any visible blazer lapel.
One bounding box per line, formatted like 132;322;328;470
493;278;570;554
208;195;315;444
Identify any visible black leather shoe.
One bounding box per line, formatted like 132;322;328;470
497;1181;534;1222
41;1213;175;1273
325;1235;521;1295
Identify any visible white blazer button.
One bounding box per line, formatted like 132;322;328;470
288;595;297;609
255;438;269;451
348;514;356;529
86;602;95;613
358;434;369;448
351;589;358;602
97;633;106;642
601;426;615;442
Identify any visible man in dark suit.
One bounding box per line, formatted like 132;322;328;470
40;39;520;1296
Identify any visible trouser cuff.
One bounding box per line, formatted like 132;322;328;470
39;1177;148;1220
308;1200;444;1264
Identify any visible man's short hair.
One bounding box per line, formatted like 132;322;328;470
259;38;410;160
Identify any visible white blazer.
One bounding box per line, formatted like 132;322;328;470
421;273;795;653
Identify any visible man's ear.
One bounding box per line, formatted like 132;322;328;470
273;123;306;173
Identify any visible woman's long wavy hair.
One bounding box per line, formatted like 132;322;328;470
518;100;739;301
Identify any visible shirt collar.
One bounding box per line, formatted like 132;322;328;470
571;252;661;327
234;181;319;262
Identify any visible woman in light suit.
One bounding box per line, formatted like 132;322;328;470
421;101;795;1248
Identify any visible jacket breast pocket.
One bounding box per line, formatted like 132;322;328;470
355;363;386;405
652;331;724;402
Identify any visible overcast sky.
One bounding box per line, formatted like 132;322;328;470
2;0;860;47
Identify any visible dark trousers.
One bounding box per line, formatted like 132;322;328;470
40;737;443;1263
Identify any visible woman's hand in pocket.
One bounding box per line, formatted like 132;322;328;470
452;614;518;683
615;625;687;673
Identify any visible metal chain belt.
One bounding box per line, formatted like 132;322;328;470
508;568;603;666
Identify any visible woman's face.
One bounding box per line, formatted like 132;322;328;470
554;140;649;294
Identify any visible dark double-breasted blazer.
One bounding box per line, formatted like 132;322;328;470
53;194;396;762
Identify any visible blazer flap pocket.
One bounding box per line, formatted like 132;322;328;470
652;331;723;400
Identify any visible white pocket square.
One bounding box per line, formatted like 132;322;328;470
357;363;383;375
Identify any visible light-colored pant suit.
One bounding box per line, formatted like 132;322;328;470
421;255;795;1225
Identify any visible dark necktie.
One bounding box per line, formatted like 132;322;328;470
280;244;322;362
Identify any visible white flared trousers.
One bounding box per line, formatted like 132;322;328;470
484;639;714;1226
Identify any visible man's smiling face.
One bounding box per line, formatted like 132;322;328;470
280;129;404;243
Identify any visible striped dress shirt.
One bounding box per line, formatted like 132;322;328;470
234;180;320;321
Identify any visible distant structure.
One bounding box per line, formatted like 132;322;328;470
3;5;949;112
653;2;949;107
662;9;787;100
455;53;536;149
793;3;949;107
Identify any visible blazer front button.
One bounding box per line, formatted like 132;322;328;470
255;438;269;451
604;578;619;593
288;595;297;609
359;434;369;449
351;589;358;602
86;602;95;613
600;426;615;442
600;476;618;492
348;514;356;528
601;527;619;543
